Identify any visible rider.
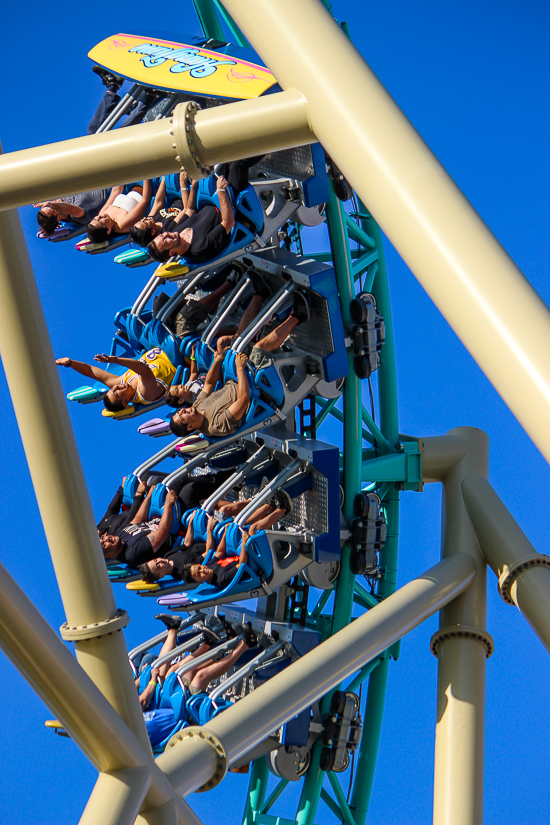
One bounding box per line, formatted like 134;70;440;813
56;346;177;412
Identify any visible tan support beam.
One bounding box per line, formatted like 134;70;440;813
78;769;152;825
222;0;550;469
156;553;477;796
432;428;490;825
421;435;469;483
0;561;204;825
462;475;550;653
0;89;312;210
0;201;150;751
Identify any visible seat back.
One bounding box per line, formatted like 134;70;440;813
245;531;274;579
149;484;182;536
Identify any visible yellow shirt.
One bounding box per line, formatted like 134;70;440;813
123;348;177;405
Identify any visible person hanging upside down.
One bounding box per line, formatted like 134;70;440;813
86;180;155;243
129;172;192;247
168;291;310;438
99;488;179;567
139;615;257;747
56;346;177;412
137;497;289;586
146;158;261;265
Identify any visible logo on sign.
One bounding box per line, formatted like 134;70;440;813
129;44;236;77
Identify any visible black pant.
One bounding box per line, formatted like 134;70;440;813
176;471;233;510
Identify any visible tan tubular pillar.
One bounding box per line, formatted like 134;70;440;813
78;769;152;825
222;0;550;468
421;435;469;483
462;475;550;653
0;562;204;825
156;553;477;796
0;202;150;752
0;89;312;210
431;428;491;825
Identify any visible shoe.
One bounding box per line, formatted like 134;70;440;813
221;618;237;639
201;626;221;645
241;622;258;648
92;65;124;90
249;270;273;300
291;291;310;324
275;489;293;515
154;613;182;629
226;260;247;285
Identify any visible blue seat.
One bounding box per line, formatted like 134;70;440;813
141;318;185;367
254;364;286;407
148;484;182;537
125;311;153;352
245;530;274;580
194;340;216;374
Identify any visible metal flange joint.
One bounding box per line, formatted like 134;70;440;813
171;101;214;180
166;726;227;792
498;553;550;605
60;608;129;641
430;624;494;659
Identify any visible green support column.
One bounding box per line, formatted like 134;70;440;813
349;205;400;825
296;185;361;825
192;0;226;41
242;758;269;825
326;188;361;632
295;741;327;825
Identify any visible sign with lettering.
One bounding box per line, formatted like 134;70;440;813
88;34;277;99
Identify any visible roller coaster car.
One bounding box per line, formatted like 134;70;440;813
133;248;348;440
128;434;341;606
152;175;269;280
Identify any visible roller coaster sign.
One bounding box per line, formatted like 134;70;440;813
88;34;277;99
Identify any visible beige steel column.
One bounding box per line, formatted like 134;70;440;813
0;561;204;825
0;90;312;209
78;769;152;825
431;428;491;825
463;475;550;653
222;0;550;469
0;201;150;751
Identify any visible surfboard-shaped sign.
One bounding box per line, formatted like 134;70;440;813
88;34;278;99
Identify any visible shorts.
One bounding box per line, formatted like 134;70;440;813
175;299;210;338
180;678;203;695
249;346;272;371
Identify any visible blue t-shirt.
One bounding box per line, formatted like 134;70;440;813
143;708;176;747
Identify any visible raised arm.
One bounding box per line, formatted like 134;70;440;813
188;343;199;382
149;490;178;552
201;349;226;397
98;186;124;215
34;200;85;219
183;510;197;548
148;177;166;216
94;353;159;398
129;485;154;525
228;353;250;421
183;179;199;217
55;357;119;388
206;516;217;556
117;180;152;231
179;171;190;210
139;667;159;709
216;176;236;234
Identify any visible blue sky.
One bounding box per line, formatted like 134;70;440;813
1;1;550;823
